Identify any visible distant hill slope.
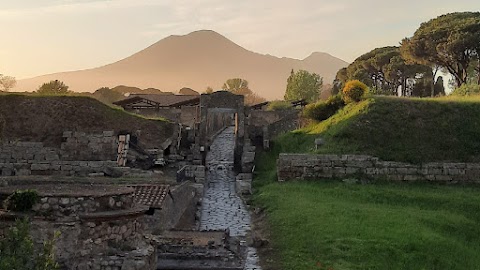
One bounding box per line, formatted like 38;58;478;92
0;95;173;148
15;30;348;100
270;96;480;163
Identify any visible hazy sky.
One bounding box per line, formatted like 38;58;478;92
1;0;479;79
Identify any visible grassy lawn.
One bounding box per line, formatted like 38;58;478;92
255;180;480;270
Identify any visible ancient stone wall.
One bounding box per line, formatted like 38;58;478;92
247;109;299;147
61;131;117;161
198;92;245;168
0;131;119;176
199;91;244;145
266;111;300;139
249;110;296;127
0;184;156;270
184;165;206;183
180;106;199;127
277;154;480;183
0;158;117;177
30;192;134;219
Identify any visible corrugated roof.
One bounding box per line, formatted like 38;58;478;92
129;185;170;209
114;94;200;107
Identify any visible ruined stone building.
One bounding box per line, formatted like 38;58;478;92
0;92;304;269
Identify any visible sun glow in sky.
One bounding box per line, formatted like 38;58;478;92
1;0;479;79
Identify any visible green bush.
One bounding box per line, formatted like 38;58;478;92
303;94;345;121
343;80;369;103
267;100;291;111
4;189;39;212
450;84;480;96
0;218;59;270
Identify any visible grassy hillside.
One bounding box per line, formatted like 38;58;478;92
254;96;480;270
0;94;173;148
272;96;480;164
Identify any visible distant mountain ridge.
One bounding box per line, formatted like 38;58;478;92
16;30;348;100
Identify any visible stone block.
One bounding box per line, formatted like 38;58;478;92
346;161;373;168
332;160;345;167
31;163;50;171
365;167;377;175
74;131;86;137
1;168;13;176
88;162;103;168
386;175;403;181
34;153;46;161
404;175;421;181
15;168;31;176
407;168;419;174
103;130;115;137
345;167;360;174
103;167;124;178
435;175;453;181
448;168;465;175
236;179;252;195
467;163;480;169
61;165;73;171
428;168;443;175
242;152;255;163
193;159;203;165
194;170;205;178
333;167;346;176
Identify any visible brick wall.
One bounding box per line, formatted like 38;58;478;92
277;154;480;183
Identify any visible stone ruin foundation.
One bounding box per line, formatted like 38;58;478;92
0;183;156;270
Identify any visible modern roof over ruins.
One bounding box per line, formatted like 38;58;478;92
130;185;170;209
113;94;200;109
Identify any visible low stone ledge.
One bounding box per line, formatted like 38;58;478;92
79;206;149;222
277;154;480;184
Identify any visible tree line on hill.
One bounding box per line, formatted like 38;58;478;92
334;12;480;97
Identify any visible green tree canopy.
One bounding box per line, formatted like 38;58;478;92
401;12;480;87
332;68;347;95
92;87;124;104
0;219;58;270
341;46;431;96
36;80;70;95
221;78;266;105
222;78;249;93
284;69;323;103
0;74;16;92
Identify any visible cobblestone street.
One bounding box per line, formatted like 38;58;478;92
200;127;261;270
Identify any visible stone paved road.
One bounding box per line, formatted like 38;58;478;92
200;127;262;270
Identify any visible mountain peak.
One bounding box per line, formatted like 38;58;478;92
16;30;348;100
305;52;331;59
166;30;230;42
304;51;348;64
186;29;224;37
